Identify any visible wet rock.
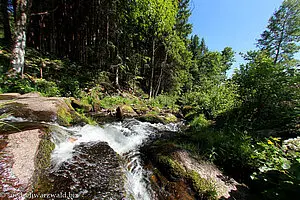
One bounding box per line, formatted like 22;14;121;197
116;106;123;120
0;129;45;198
46;141;125;199
0;92;71;123
0;93;21;101
70;97;92;112
121;105;138;118
142;141;248;200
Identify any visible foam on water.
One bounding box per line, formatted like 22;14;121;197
50;119;180;200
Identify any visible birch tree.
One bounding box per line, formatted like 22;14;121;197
11;0;31;76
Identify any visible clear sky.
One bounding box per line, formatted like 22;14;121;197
189;0;284;76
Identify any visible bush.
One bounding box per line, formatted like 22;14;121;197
189;114;210;130
182;81;240;120
58;77;81;97
35;79;60;97
99;95;134;109
180;122;256;182
1;75;35;94
149;94;179;111
0;75;61;97
251;137;300;199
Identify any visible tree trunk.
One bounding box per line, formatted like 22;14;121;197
116;64;119;87
273;16;288;65
149;38;155;99
1;0;12;45
106;15;109;45
12;0;17;22
11;0;28;76
155;53;167;97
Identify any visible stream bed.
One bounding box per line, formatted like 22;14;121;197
44;119;181;199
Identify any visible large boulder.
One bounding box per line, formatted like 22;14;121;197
0;129;50;198
0;92;70;123
141;141;249;200
38;141;125;199
0;92;90;126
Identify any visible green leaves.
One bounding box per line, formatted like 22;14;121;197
132;0;178;38
257;0;300;65
233;50;299;129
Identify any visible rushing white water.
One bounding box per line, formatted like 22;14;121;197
1;116;27;122
50;119;180;200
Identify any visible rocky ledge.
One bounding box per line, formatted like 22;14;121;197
0;93;126;199
141;141;250;200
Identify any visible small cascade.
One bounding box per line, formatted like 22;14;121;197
49;119;181;199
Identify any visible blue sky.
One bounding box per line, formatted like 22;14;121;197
189;0;284;76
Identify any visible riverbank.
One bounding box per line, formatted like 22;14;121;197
1;91;299;200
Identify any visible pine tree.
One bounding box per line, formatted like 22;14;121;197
199;37;208;57
189;35;200;59
189;35;208;59
175;0;192;41
257;0;300;65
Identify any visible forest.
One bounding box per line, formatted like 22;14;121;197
0;0;300;199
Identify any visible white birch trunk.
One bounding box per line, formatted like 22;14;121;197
11;0;27;75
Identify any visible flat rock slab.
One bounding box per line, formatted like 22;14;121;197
173;150;243;199
0;129;43;199
0;93;21;101
0;92;70;122
7;129;42;185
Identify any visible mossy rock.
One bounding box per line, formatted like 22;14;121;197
137;114;165;124
158;155;186;179
57;99;96;126
69;97;92;112
121;105;134;113
133;104;150;115
31;132;55;195
142;141;218;199
151;106;161;113
146;163;196;200
186;170;217;200
57;106;73;126
164;113;178;123
119;105;137;118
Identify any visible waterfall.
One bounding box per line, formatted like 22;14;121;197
49;119;181;199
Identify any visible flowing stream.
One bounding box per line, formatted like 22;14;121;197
49;119;181;199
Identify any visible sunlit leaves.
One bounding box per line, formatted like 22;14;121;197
257;0;300;65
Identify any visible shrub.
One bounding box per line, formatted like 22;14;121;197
182;81;240;120
251;137;300;199
35;79;60;97
1;75;35;94
149;94;179;111
99;95;134;109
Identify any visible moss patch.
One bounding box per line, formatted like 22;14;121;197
57;99;97;126
186;170;217;200
164;113;178;123
137;114;165;124
57;106;73;126
31;132;55;195
158;155;186;178
142;140;218;199
121;105;135;113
